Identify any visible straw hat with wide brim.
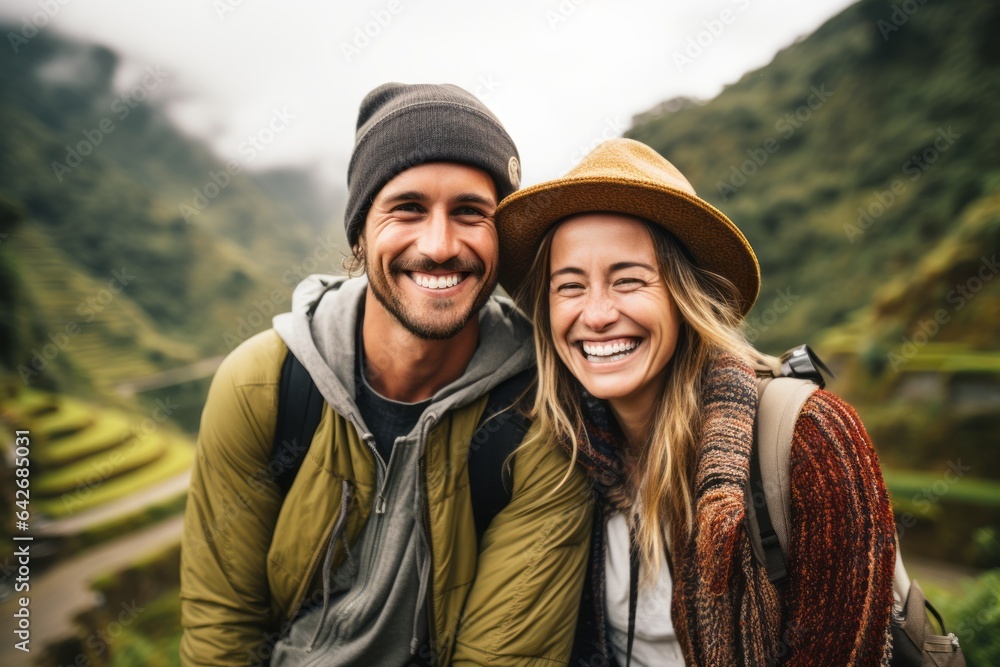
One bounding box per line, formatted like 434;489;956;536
496;138;760;315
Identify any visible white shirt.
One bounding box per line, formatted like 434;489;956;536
604;511;685;667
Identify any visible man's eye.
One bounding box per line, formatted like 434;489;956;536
394;203;423;213
454;206;488;217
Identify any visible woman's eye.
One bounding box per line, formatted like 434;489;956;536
554;282;583;293
614;278;643;289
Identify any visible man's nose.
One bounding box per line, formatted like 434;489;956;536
416;207;461;264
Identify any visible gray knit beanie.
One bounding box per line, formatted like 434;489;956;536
345;82;521;248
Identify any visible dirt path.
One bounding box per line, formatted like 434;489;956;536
0;515;183;667
115;356;224;397
35;471;190;538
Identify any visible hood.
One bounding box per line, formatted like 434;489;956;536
272;274;535;432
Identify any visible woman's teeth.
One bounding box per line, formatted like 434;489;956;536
582;340;639;363
413;273;462;289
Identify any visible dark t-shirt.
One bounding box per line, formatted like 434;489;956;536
355;350;431;464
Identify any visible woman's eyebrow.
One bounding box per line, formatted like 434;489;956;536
550;267;585;279
610;261;656;272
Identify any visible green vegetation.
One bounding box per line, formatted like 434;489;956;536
0;27;344;401
35;436;192;518
0;388;193;520
885;468;1000;508
932;566;1000;664
36;545;183;667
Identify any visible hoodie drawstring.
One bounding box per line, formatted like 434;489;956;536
410;414;439;656
411;463;432;655
307;480;352;652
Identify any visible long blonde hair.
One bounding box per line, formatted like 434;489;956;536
514;216;778;579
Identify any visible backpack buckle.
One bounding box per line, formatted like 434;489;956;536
779;345;834;389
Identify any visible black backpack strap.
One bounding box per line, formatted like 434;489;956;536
749;414;790;597
625;519;639;667
271;350;325;494
467;369;534;541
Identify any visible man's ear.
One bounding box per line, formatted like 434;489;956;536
343;237;366;276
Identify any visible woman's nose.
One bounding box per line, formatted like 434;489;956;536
579;289;620;331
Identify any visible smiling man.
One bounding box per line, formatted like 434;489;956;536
180;83;593;667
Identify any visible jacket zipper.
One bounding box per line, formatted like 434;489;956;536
285;497;347;626
330;432;393;632
364;431;389;514
420;439;438;666
285;429;384;626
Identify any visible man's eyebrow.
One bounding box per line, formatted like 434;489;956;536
381;190;426;203
454;193;497;207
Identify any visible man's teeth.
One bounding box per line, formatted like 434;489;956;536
582;340;639;362
413;274;462;289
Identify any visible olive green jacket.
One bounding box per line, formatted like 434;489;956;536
179;328;593;666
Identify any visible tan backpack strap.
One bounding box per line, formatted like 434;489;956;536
756;377;818;556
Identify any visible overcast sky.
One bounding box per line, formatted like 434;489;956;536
2;0;856;187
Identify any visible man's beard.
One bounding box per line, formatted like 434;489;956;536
367;256;496;340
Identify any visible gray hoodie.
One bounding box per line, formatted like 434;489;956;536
269;275;534;666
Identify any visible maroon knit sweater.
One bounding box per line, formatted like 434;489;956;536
571;355;897;666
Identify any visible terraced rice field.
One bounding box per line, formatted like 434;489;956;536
1;389;194;520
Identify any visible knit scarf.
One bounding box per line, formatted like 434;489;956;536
565;353;782;665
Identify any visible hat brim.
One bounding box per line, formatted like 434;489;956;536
496;176;760;315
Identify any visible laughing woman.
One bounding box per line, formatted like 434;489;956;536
495;139;896;666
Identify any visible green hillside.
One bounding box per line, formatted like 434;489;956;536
0;29;347;399
628;0;1000;355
